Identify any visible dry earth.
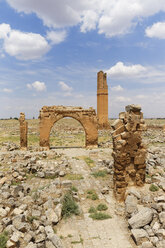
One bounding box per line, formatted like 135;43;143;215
0;118;165;248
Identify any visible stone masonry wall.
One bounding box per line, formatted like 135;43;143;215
19;112;28;150
111;104;147;201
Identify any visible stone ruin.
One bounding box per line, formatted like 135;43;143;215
97;71;109;129
39;105;98;149
111;104;147;201
19;112;28;150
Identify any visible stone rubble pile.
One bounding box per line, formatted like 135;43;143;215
125;188;165;248
0;150;78;247
111;104;147;200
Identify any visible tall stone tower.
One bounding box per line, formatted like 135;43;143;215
97;71;109;128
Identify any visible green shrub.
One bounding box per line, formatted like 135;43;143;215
86;189;99;200
0;231;8;248
92;170;108;178
71;186;78;192
62;191;79;218
89;212;111;220
97;203;108;211
149;184;159;192
88;206;97;213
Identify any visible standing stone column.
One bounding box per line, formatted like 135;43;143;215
19;112;28;150
111;105;147;201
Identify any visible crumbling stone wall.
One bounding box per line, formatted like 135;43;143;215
111;105;147;201
97;71;109;129
39;106;98;149
19;112;28;150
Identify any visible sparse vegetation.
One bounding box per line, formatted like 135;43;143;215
88;206;97;213
92;170;108;178
84;157;95;167
62;191;80;218
0;231;8;248
27;216;39;223
65;173;84;180
71;236;83;244
149;184;159;192
97;203;108;211
89;212;111;220
87;189;99;200
71;185;78;192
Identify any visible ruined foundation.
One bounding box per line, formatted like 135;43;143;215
39;106;98;149
111;104;147;201
19;112;28;150
97;71;109;129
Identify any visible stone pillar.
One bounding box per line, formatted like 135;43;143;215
97;71;109;129
111;105;147;201
19;112;28;150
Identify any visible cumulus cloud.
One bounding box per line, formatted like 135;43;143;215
6;0;165;37
27;81;46;91
145;22;165;39
3;88;13;93
0;23;50;60
107;62;146;78
111;85;124;92
58;81;73;92
46;30;67;44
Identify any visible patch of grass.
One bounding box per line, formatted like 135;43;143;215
44;174;58;180
87;189;99;200
88;206;97;213
65;174;84;180
72;157;79;160
149;184;159;192
62;191;80;218
0;231;8;248
84;157;95;168
27;216;39;223
68;234;73;238
92;170;108;178
10;180;22;186
71;185;78;192
97;203;108;211
89;212;111;220
71;236;83;244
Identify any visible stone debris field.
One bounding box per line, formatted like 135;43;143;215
0;111;165;248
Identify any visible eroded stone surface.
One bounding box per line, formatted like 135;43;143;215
19;113;28;150
39;106;98;149
111;104;147;201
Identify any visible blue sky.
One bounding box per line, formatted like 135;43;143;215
0;0;165;118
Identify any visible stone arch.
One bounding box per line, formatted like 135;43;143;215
39;106;98;149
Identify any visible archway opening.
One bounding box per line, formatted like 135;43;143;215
50;117;86;148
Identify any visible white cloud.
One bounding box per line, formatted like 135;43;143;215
115;96;131;102
3;88;13;93
58;81;73;92
111;85;124;92
46;30;67;44
145;22;165;39
107;62;146;78
6;0;165;37
0;23;50;60
27;81;46;91
0;23;11;39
